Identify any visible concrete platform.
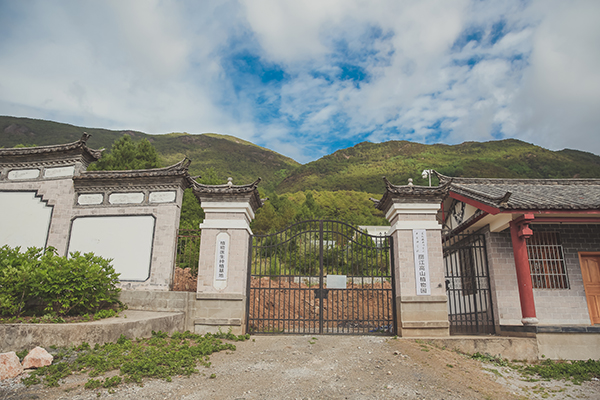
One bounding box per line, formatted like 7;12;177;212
420;336;539;361
0;310;185;353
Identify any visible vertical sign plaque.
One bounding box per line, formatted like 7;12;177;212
413;229;431;295
214;232;230;288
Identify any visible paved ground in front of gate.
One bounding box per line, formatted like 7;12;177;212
3;335;600;399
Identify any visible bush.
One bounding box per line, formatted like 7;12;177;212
0;245;121;317
0;246;40;315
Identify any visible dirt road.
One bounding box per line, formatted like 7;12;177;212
2;335;599;399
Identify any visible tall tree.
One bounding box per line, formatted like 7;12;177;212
87;135;161;171
294;192;321;222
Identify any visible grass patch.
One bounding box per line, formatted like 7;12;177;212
471;352;600;385
522;359;600;385
471;352;511;367
483;367;503;378
21;330;249;390
419;343;431;352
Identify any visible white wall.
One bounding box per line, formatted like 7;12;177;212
0;191;52;249
68;215;155;281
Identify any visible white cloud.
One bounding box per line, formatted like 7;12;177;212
0;0;243;135
509;0;600;152
0;0;599;162
239;0;347;63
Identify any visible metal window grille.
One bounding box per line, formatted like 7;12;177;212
526;231;569;289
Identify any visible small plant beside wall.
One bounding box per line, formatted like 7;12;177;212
0;245;122;320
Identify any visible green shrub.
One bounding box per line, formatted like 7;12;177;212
0;246;41;315
103;376;122;388
84;378;102;389
0;245;121;317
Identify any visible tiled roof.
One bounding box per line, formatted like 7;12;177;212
437;172;600;211
375;177;449;211
0;133;102;164
75;158;191;180
190;177;263;212
73;158;192;191
189;177;261;193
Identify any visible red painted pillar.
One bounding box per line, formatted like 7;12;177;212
509;214;538;325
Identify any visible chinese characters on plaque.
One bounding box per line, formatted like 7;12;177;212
215;233;229;281
413;229;431;295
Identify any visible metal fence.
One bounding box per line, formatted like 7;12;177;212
175;228;201;276
443;232;495;335
247;220;396;335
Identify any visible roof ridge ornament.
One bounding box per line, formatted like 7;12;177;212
499;191;512;206
433;170;453;185
80;132;92;144
164;157;191;172
383;176;394;190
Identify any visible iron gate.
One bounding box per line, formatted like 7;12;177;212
443;232;495;335
247;220;396;335
175;228;202;275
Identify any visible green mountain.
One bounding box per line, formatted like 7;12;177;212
2;116;600;197
0;116;299;192
277;139;600;194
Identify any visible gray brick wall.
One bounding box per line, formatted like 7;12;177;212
530;224;598;325
484;227;522;326
485;224;599;326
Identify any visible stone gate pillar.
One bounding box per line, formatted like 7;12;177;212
190;178;262;335
376;178;449;337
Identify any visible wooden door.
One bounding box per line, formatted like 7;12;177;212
580;254;600;325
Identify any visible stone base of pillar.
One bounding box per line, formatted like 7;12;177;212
521;317;539;326
396;295;450;337
193;293;246;335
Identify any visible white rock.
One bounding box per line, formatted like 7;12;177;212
22;347;53;369
0;352;23;380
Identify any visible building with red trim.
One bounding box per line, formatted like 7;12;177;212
436;172;600;358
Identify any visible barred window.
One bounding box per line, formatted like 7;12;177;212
526;231;569;289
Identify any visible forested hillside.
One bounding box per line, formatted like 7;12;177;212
3;115;600;232
277;140;600;194
0;116;299;192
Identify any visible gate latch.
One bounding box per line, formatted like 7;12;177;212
313;288;329;299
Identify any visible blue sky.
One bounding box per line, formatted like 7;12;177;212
0;0;599;163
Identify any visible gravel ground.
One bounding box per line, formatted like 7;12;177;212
2;335;599;400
